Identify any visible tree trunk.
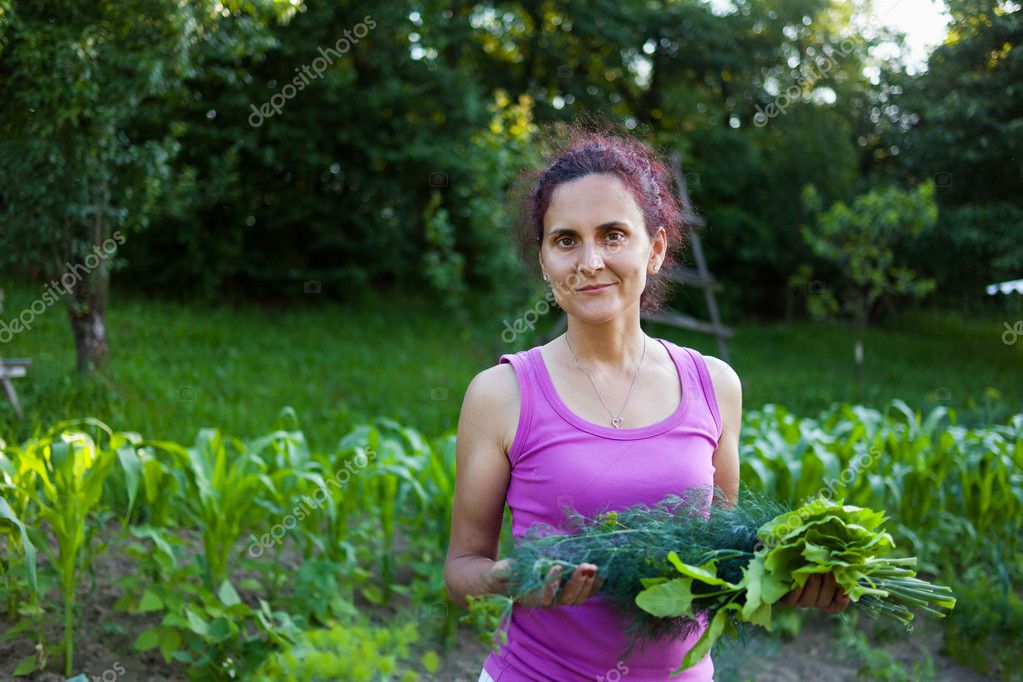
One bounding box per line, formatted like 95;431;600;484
65;213;112;376
67;275;110;376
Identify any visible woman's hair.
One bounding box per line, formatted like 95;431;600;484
511;119;694;313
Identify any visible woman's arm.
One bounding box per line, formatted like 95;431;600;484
705;356;742;506
444;365;516;609
443;364;601;609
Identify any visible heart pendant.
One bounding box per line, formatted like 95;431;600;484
611;417;624;428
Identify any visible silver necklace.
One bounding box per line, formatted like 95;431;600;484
564;334;647;428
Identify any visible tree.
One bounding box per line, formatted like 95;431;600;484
798;180;938;395
871;0;1023;309
0;0;280;375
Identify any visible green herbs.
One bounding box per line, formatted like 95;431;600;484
500;486;786;654
640;493;956;673
499;486;956;673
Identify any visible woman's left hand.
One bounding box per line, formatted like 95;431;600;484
778;572;851;615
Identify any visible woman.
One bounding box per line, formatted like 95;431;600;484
444;127;849;681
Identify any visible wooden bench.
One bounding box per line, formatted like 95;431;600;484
0;289;32;419
1;357;31;419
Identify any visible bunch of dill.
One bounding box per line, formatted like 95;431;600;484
501;484;788;657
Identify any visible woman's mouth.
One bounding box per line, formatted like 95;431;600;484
577;283;613;294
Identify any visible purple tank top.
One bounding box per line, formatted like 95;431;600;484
482;337;721;682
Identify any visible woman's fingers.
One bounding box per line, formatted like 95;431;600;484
826;587;852;615
521;563;601;609
558;564;597;606
540;565;563;608
797;574;823;607
779;586;802;607
815;572;838;608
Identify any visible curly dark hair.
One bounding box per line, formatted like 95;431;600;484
511;119;695;313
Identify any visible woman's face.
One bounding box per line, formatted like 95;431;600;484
539;172;666;320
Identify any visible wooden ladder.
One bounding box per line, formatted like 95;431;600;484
545;152;733;362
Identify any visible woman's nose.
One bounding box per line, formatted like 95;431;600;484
578;243;605;274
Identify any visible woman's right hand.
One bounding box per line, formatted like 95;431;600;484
489;559;603;608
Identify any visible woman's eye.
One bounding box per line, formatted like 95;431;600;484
607;231;624;241
556;237;574;247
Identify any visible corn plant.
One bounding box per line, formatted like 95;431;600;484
11;420;120;675
0;445;39;618
245;421;339;596
317;430;371;566
344;419;428;605
108;439;182;528
740;401;1023;571
412;431;460;650
145;429;278;590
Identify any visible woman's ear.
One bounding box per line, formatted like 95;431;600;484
648;225;667;273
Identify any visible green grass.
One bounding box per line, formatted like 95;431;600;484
647;308;1023;426
1;279;1020;448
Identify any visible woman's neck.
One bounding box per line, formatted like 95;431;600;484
561;320;648;372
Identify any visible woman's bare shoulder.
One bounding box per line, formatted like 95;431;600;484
461;361;521;457
702;355;743;423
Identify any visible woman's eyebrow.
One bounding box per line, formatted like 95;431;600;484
547;221;631;238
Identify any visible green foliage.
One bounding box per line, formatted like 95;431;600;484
0;0;201;275
250;619;437;682
799;180;938;327
835;613;938;682
942;572;1023;680
876;0;1023;307
0;0;886;324
0;466;39;614
740;401;1023;570
1;0;1016;326
1;397;1018;678
0;0;205;371
115;521;308;679
462;593;512;652
144;429;278;589
422;191;467;311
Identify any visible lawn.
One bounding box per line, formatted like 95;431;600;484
1;279;1020;449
